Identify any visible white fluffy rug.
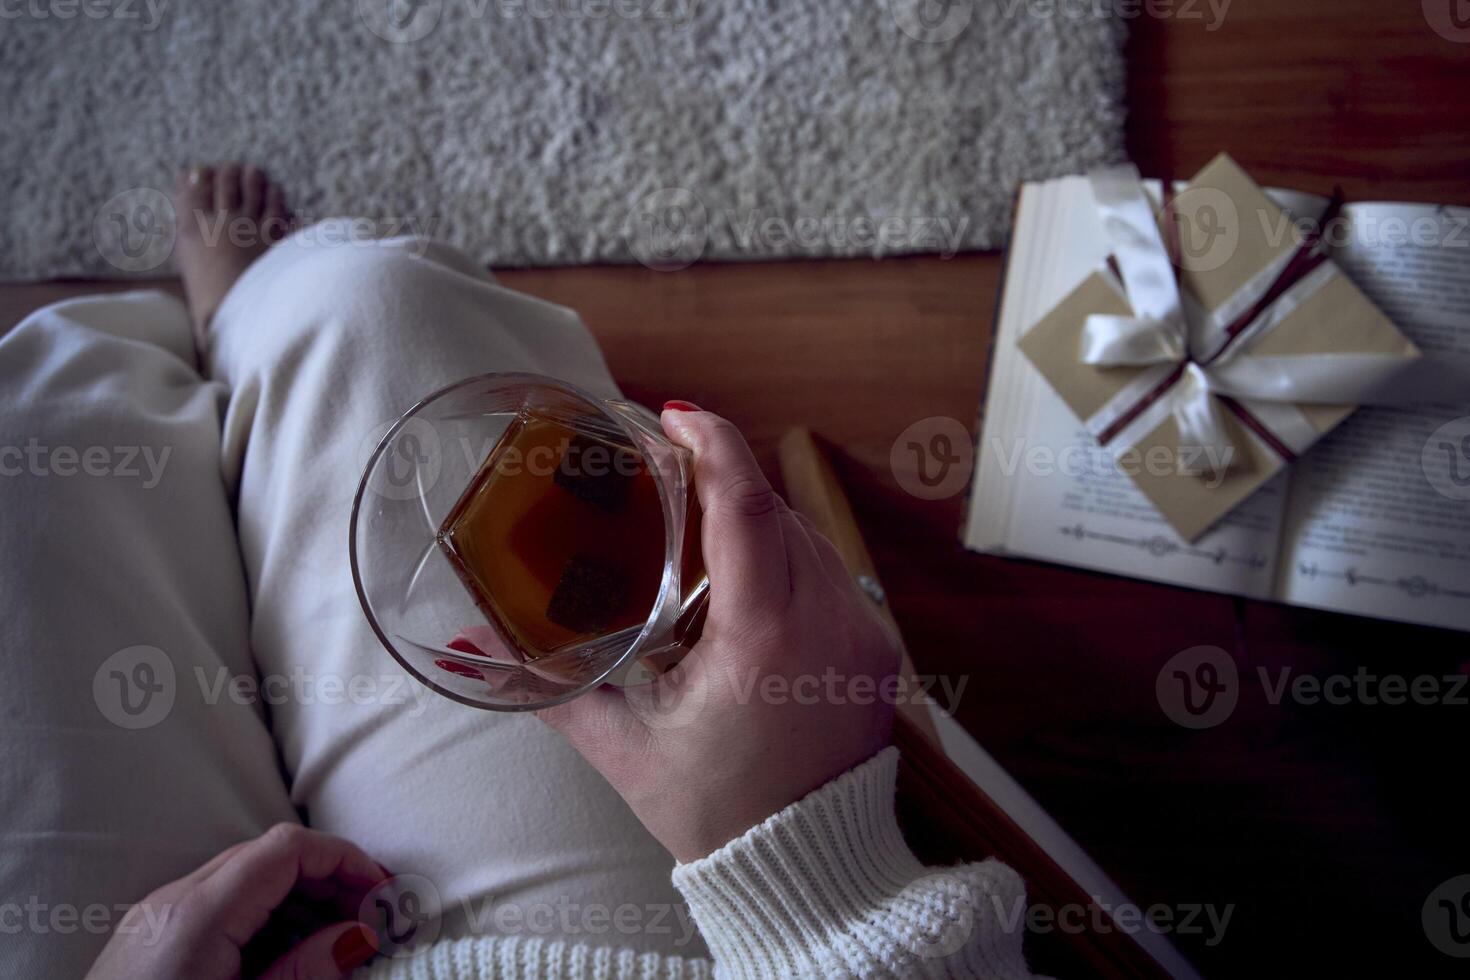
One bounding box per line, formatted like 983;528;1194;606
1;0;1125;279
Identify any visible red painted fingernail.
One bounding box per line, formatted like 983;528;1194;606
663;400;701;413
332;923;379;971
445;632;485;656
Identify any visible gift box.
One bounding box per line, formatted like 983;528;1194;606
1018;153;1420;542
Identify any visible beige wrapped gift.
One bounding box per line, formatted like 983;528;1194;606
1019;154;1419;542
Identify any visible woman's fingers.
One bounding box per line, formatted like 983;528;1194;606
661;408;792;617
194;824;388;947
258;921;378;980
176;839;253;890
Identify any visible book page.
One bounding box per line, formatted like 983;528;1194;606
1276;203;1470;631
997;389;1287;597
967;178;1284;598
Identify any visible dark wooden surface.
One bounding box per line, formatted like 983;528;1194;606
5;1;1469;975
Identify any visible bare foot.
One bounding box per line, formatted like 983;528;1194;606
172;164;292;352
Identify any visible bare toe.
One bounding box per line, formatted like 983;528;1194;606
172;165;214;240
216;163;242;213
263;182;290;243
242;165;266;221
251;166;293;243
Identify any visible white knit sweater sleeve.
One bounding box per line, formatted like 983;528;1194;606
670;747;1037;980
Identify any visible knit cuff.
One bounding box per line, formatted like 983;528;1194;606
671;747;1022;979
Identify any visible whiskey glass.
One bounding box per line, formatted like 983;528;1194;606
350;373;708;711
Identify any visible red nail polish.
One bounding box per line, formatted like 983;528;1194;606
332;923;379;971
445;632;485;656
663;400;701;413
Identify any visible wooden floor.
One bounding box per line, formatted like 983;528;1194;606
5;1;1468;974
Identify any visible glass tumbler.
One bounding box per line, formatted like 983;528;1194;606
350;373;708;711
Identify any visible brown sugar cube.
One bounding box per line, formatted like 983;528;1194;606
545;553;629;634
553;434;640;513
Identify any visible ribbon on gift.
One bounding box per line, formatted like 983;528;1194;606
1076;164;1427;471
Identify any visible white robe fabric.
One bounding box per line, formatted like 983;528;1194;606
0;224;698;978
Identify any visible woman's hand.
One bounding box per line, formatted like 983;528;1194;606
539;406;901;863
86;823;387;980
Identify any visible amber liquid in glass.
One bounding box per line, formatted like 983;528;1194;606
437;409;704;663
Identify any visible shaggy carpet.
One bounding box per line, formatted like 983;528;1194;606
1;0;1125;278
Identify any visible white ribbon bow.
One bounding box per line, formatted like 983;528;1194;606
1078;165;1443;468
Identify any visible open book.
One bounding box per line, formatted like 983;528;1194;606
966;177;1470;633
